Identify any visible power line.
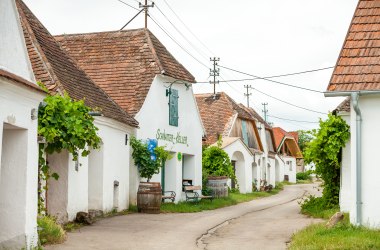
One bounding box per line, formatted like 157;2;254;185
154;3;209;61
219;65;324;94
257;66;334;80
267;114;319;124
148;14;209;69
251;87;327;115
116;0;139;11
161;0;215;56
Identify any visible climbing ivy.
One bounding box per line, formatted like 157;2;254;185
37;89;101;213
304;113;350;207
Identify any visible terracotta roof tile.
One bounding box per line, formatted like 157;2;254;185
54;29;195;116
16;0;138;127
195;92;257;145
328;0;380;91
334;97;351;113
273;127;303;158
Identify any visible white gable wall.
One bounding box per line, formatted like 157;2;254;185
132;75;204;203
349;95;380;228
0;0;35;82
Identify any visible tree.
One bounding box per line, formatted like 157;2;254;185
304;113;350;207
297;130;314;153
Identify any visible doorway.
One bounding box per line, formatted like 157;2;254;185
231;160;236;189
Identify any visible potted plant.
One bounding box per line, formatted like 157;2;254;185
130;137;172;213
202;139;237;198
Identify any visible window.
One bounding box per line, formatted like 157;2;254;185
169;89;179;126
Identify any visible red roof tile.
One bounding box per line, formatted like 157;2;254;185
54;29;195;116
195;92;258;145
16;0;138;127
273;127;302;158
334;97;351;113
328;0;380;91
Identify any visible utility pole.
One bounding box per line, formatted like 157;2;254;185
244;85;252;107
262;103;268;122
209;57;220;96
139;0;154;29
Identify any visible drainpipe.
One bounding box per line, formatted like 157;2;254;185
351;92;362;226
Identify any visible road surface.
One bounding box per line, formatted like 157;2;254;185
47;183;322;250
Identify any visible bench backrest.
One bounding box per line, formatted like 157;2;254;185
184;185;201;191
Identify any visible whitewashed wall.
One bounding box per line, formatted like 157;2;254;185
91;117;135;212
0;79;44;249
223;139;253;194
131;75;204;204
339;113;351;213
283;156;296;183
349;95;380;228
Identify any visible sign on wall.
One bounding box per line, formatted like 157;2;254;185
156;128;188;147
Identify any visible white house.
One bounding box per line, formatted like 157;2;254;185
325;0;380;228
240;105;279;187
273;127;301;183
55;29;205;203
0;0;45;248
196;92;267;193
17;0;139;223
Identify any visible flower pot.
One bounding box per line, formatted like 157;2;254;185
137;182;161;214
207;176;228;198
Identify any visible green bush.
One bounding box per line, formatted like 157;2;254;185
300;195;339;219
37;216;66;245
296;170;313;181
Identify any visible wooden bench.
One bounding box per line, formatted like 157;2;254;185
162;191;176;202
184;185;213;202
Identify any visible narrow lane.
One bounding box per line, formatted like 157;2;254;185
46;184;321;250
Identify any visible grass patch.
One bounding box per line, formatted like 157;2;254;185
63;221;83;232
160;183;284;213
300;195;339;220
37;216;66;245
296;179;313;184
289;217;380;250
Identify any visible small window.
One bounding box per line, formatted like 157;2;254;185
169;89;179;126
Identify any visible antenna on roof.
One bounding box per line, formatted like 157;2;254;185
209;57;220;98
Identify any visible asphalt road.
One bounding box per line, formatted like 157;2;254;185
46;184;322;250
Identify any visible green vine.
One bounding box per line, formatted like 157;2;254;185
304;113;350;207
130;137;173;182
37;89;101;213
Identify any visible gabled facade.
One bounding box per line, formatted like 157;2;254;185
240;105;280;186
325;0;380;228
17;0;139;222
273;127;302;183
196;92;266;192
54;28;204;203
0;0;45;248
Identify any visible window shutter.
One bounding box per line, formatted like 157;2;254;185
241;120;249;145
169;89;179;126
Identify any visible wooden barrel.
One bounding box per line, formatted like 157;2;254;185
137;182;161;214
207;176;228;198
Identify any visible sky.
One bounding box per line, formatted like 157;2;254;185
23;0;359;131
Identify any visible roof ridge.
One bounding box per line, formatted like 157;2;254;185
144;29;165;74
17;0;63;93
17;0;138;127
54;28;146;38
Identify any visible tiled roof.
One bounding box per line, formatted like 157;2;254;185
195;93;237;145
288;131;299;143
16;0;138;127
0;68;44;94
334;97;351;113
239;105;272;128
328;1;380;91
273;127;302;158
54;29;195;116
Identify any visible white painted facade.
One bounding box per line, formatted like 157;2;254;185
282;156;297;183
0;0;44;248
339;95;380;228
130;75;204;203
222;139;253;193
46;117;135;223
338;112;351;213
